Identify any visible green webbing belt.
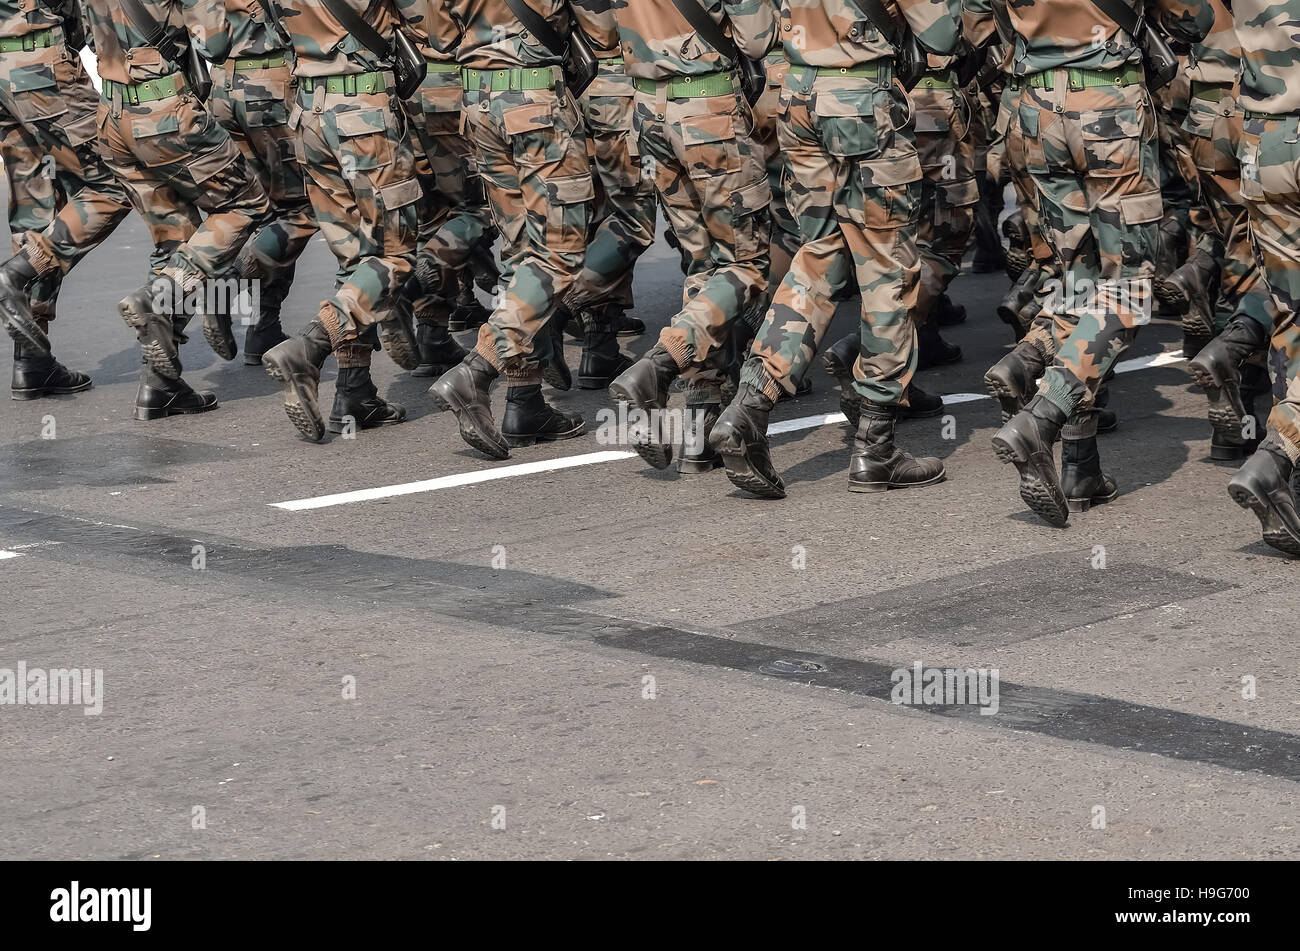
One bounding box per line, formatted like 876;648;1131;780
461;66;561;91
632;70;736;98
231;52;288;70
1020;65;1143;91
0;28;56;53
102;72;185;105
298;71;387;95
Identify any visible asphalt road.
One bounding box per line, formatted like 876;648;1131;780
1;198;1297;861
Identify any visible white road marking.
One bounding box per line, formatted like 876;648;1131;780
0;551;22;561
272;348;1187;511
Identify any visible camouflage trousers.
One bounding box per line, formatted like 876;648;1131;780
97;78;270;292
563;59;657;316
289;81;420;345
1239;114;1300;460
463;78;592;377
1155;69;1198;244
1184;87;1271;335
744;67;919;406
913;78;979;317
404;63;492;322
633;79;771;388
210;60;316;325
1016;76;1162;421
752;53;799;302
0;37;130;322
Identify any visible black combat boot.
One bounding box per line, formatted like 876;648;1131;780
0;250;51;357
1228;439;1300;557
448;276;491;333
120;278;184;381
429;351;510;459
985;340;1047;422
992;395;1069;526
610;309;645;337
134;366;218;421
847;400;945;492
823;331;861;424
500;383;584;447
996;264;1041;339
971;173;1006;274
411;320;468;378
1153;217;1188;316
11;339;92;400
379;307;420;372
902;382;944;419
1060;435;1118;513
328;366;407;433
201;298;238;362
916;313;962;369
608;344;681;469
1190;315;1268;449
262;319;333;442
577;316;632;389
678;397;723;474
710;380;784;498
1157;246;1219;324
1001;210;1032;282
934;293;967;326
243;311;289;366
541;305;574;391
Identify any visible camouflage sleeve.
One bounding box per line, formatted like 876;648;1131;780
393;0;425;29
720;0;777;61
1153;0;1214;45
901;0;960;56
961;0;996;48
183;0;232;62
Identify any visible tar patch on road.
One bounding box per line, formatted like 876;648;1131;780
0;434;257;489
0;503;1293;784
734;552;1232;649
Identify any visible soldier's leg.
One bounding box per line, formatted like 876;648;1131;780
264;86;418;442
1226;115;1300;556
609;85;770;472
430;80;591;458
994;79;1160;526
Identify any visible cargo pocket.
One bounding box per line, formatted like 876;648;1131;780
378;176;422;251
681;111;741;179
1080;107;1141;178
1018;102;1048;174
503;101;557;168
939;177;980;209
543;172;594;252
129;113;186;168
812;90;878;158
1118;190;1162;226
10;67;66;122
859;149;922;232
731;177;772;260
333;107;394;173
1238;138;1264;201
243;79;290;128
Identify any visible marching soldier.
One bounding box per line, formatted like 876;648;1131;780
260;0;420;441
709;0;959;498
0;0;132;398
83;0;273;419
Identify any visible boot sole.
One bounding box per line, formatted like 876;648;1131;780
608;381;672;469
992;436;1069;527
502;420;586;448
1066;487;1119;513
985;373;1025;424
327;414;408;434
848;471;946;493
380;326;420;372
134;398;219;421
719;446;785;499
12;380;93;400
1228;482;1300;558
243;354;265;366
1152;276;1190;313
677;456;724;474
410;363;456;379
119;298;182;381
429;383;510;460
542;362;572;392
1;310;51;357
263;357;326;443
202;313;238;361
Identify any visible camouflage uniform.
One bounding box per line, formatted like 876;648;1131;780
1225;0;1300;556
84;0;273;417
0;0;131;391
752;44;798;301
260;0;421;441
988;0;1212;526
209;0;317;363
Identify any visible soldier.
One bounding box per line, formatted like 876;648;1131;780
602;0;777;475
83;0;274;419
0;0;132;399
708;0;959;498
260;0;420;441
429;0;594;458
207;0;318;365
395;0;485;379
987;0;1211;526
1225;0;1300;557
1176;0;1274;462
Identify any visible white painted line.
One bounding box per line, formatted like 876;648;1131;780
0;551;22;561
273;348;1187;511
272;450;637;511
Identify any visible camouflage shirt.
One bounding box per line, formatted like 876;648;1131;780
208;0;288;62
396;0;461;62
778;0;958;70
962;0;995;49
273;0;409;77
609;0;777;80
446;0;573;70
1235;0;1300;114
83;0;230;83
0;0;63;38
1185;0;1238;86
1003;0;1213;75
570;0;620;58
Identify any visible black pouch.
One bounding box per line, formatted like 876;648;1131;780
738;55;767;106
506;0;598;96
185;43;212;102
856;0;926;92
1089;0;1179;93
670;0;766;105
390;27;428;99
